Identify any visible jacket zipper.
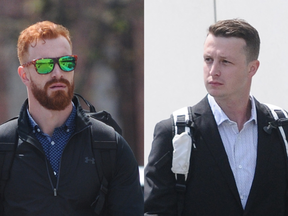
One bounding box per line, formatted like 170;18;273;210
52;125;91;197
19;135;58;197
44;157;58;197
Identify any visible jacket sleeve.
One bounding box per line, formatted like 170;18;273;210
106;133;144;216
144;118;178;216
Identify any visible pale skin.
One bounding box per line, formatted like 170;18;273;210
18;36;74;136
203;34;260;131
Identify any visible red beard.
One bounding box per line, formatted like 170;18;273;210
31;77;74;111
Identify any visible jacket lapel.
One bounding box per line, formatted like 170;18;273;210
192;96;242;207
244;100;275;212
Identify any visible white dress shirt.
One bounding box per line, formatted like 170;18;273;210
207;94;258;209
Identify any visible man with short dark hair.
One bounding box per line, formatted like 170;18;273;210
144;19;288;216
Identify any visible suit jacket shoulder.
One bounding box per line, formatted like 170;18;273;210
145;96;288;216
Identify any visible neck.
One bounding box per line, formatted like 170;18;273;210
214;96;251;131
28;100;73;136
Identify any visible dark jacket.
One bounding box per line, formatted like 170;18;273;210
144;96;288;216
1;96;143;216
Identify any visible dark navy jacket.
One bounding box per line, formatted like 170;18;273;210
1;96;143;216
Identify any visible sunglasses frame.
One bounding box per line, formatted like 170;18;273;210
22;55;78;74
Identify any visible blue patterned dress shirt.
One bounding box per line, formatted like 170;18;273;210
27;103;77;177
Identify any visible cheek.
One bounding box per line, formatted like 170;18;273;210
203;69;211;83
203;65;209;76
67;72;74;82
225;72;244;88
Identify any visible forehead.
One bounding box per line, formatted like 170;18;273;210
204;34;246;58
27;36;72;60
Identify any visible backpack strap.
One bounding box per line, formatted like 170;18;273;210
264;104;288;157
264;103;288;199
0;117;18;214
171;107;193;180
89;120;117;216
74;93;122;135
171;107;194;216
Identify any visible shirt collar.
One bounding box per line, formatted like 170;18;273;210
27;102;77;132
207;94;257;126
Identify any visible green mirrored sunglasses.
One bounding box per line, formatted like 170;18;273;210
22;55;78;74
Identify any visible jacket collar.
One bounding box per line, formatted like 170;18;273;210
207;94;258;126
17;95;91;139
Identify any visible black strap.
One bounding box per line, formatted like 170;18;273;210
264;108;288;134
0;118;18;214
175;115;187;216
272;110;288;161
173;107;194;216
74;93;96;112
275;110;287;119
265;107;288;199
176;115;186;135
89;121;117;215
175;174;186;216
74;93;122;135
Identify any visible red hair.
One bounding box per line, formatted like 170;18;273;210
17;21;72;64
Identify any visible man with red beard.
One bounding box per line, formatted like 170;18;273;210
0;21;143;215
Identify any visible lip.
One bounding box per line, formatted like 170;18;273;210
208;81;223;86
49;83;67;89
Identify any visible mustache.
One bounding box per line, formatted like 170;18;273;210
44;78;71;89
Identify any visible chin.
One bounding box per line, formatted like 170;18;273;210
207;91;224;99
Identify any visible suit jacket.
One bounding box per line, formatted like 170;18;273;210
144;96;288;216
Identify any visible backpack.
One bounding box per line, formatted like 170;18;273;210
0;93;122;216
171;104;288;216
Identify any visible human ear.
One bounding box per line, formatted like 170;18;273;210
18;66;30;84
248;60;260;77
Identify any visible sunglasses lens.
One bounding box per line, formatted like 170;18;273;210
35;59;54;74
59;56;76;72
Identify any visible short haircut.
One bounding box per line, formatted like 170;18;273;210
17;21;72;64
208;19;260;62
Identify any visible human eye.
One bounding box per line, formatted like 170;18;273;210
222;59;231;65
204;56;213;64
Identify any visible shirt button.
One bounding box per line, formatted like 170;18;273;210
66;129;70;132
51;141;55;145
37;128;41;132
238;165;242;169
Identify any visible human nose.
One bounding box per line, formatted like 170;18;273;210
209;62;220;76
51;62;63;79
